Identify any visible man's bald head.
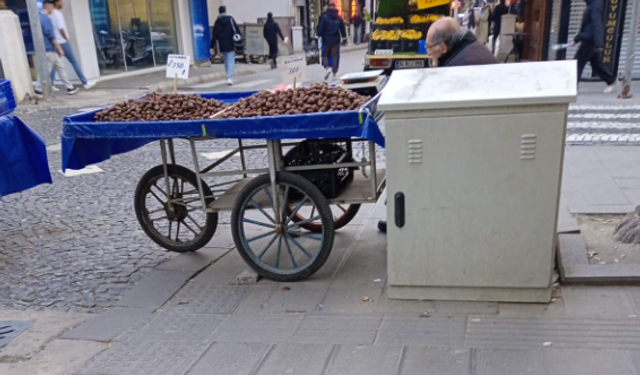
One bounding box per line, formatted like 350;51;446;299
426;17;465;64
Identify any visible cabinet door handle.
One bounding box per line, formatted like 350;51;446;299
394;192;405;228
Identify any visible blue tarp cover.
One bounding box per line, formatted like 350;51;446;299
0;115;52;199
61;91;385;171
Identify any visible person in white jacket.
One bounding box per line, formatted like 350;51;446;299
49;0;96;91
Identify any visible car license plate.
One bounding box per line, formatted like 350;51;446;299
396;60;425;69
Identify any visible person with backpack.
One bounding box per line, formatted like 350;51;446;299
210;6;241;85
317;2;346;81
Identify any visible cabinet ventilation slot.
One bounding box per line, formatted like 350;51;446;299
521;134;537;160
408;139;423;164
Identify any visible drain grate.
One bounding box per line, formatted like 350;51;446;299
0;321;30;349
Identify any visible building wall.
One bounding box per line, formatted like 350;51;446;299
224;0;290;24
65;0;100;83
207;0;224;26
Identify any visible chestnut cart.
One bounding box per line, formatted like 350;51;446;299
61;91;385;282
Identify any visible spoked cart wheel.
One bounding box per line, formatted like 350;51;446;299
231;172;335;282
135;164;218;253
285;204;361;233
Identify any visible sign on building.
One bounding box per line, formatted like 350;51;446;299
601;0;628;77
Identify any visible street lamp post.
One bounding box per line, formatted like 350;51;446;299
620;0;640;99
26;0;52;99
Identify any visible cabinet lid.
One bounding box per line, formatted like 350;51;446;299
377;60;577;112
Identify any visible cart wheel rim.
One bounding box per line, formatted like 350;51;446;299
140;173;209;247
237;182;325;275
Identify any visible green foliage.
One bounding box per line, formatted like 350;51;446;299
377;0;406;17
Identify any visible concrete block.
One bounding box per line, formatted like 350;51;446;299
156;247;232;272
325;345;402;375
115;269;193;309
563;286;636;317
473;349;551;375
262;284;327;314
318;286;383;315
433;301;498;316
557;207;580;234
291;315;381;345
166;284;250;315
375;316;466;347
237;269;262;285
63;307;154;342
187;342;270;375
400;347;470;375
211;314;302;343
256;343;334;375
548;349;636;375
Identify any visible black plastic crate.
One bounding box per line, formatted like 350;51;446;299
388;40;402;53
284;139;354;199
401;39;419;53
369;40;389;53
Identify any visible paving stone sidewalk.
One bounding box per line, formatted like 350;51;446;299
52;143;640;375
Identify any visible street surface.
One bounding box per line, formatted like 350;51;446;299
1;48;640;375
3;48;640;312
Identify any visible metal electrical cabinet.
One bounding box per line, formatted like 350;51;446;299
378;61;577;303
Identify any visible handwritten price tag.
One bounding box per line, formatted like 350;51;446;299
277;55;306;85
166;54;190;79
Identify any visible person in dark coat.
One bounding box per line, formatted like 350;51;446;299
263;13;286;68
317;2;346;80
490;0;509;53
571;0;617;93
352;12;363;44
427;16;497;67
210;6;240;85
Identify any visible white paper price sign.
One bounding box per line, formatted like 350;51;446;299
277;55;306;85
166;54;190;79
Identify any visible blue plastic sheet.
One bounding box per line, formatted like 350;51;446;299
0;115;52;199
62;91;385;171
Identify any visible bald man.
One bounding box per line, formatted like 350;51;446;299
426;17;497;67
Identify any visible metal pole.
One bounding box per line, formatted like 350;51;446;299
26;0;52;99
454;0;458;20
620;0;640;99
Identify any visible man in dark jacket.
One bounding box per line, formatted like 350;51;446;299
571;0;617;93
210;6;240;85
263;13;287;69
491;0;509;53
317;3;346;80
427;17;497;67
352;12;363;45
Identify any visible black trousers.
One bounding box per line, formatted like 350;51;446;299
322;44;339;74
268;41;278;65
575;42;616;85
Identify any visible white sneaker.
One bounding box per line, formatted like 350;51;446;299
604;81;618;93
324;69;331;81
227;78;234;86
83;81;97;90
52;86;59;92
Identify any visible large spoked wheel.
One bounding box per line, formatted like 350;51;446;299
231;172;335;282
135;164;218;253
285;204;361;233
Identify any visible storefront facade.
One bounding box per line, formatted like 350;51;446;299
1;0;209;82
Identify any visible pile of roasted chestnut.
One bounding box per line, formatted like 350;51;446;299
94;92;227;122
219;84;371;119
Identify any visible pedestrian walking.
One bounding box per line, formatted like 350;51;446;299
263;13;288;69
35;0;77;96
572;0;617;93
465;2;476;31
49;0;95;91
210;6;241;85
476;2;490;44
490;0;509;54
352;12;363;45
317;2;346;81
